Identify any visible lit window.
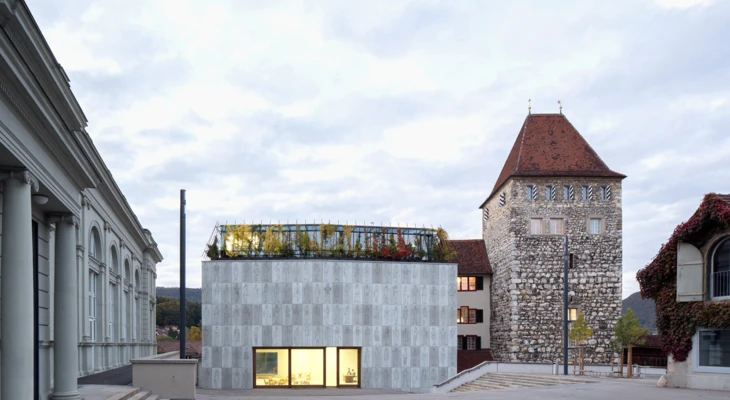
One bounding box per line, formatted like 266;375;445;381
530;218;543;235
457;276;481;291
711;238;730;298
469;309;477;324
568;308;578;322
526;185;536;200
549;218;564;234
698;329;730;367
546;185;556;201
564;185;574;200
458;306;469;324
589;218;602;235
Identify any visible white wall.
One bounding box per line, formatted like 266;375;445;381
456;274;491;348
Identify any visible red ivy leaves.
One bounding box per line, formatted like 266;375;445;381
636;193;730;361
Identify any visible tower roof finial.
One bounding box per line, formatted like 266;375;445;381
558;100;562;114
528;98;531;115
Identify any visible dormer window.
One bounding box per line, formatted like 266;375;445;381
546;185;556;201
526;185;537;200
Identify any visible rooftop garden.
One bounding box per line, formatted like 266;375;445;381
203;223;454;262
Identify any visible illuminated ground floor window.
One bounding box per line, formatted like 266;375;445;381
254;347;360;388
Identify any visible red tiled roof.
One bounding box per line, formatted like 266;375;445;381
447;239;491;274
156;339;201;356
481;113;626;206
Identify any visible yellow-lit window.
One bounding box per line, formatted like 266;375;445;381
458;276;476;291
568;308;578;322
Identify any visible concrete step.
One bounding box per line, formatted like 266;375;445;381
452;372;593;393
107;387;141;400
146;396;159;400
127;391;151;400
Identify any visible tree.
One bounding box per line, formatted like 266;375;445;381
614;308;648;377
569;313;593;375
188;326;202;340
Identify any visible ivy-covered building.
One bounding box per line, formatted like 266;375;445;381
637;193;730;391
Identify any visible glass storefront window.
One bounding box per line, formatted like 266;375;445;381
291;349;325;386
255;348;289;386
338;348;359;386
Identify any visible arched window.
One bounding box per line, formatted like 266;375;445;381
89;227;102;260
711;237;730;298
124;259;130;282
110;246;119;274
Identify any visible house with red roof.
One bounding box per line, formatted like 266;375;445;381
637;193;730;390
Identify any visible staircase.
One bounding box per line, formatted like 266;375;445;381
452;373;592;392
106;387;168;400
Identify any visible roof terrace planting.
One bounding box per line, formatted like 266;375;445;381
203;223;454;262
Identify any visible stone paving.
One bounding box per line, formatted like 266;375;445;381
78;378;730;400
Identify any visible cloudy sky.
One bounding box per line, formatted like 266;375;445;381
28;0;729;298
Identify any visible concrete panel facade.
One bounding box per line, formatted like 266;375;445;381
201;260;458;392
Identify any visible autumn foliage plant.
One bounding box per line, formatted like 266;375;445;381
206;223;454;263
636;193;730;362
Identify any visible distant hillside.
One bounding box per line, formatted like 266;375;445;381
622;291;656;332
157;287;201;303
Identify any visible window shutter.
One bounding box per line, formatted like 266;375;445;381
677;242;704;302
476;337;482;350
462;336;467;350
476;309;483;323
476;276;484;290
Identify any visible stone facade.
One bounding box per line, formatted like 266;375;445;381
200;259;458;392
483;177;623;363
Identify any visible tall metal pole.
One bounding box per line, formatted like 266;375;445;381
563;234;569;375
180;189;186;359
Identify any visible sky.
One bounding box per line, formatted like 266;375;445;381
27;0;730;298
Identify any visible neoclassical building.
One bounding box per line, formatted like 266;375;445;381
0;1;162;399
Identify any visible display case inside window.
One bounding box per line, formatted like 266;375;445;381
338;348;359;386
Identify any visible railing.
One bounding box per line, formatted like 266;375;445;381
713;270;730;297
202;223;454;262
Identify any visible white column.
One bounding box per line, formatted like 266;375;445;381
0;170;38;400
50;214;81;400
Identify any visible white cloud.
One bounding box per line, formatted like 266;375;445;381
654;0;715;9
27;0;730;297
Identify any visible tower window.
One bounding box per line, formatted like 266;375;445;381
564;185;574;200
589;218;602;234
600;185;612;200
499;192;506;207
549;218;564;234
530;218;543;235
526;185;537;200
546;185;556;201
582;185;592;201
483;208;489;221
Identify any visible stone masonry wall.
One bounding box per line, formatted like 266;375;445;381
200;259;458;392
482;180;518;362
483;177;623;363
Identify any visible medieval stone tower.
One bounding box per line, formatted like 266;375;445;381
481;113;625;364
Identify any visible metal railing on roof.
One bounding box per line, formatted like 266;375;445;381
202;222;454;262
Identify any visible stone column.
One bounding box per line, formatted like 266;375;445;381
0;170;38;400
49;214;81;400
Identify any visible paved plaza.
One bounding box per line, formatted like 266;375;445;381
195;378;728;400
